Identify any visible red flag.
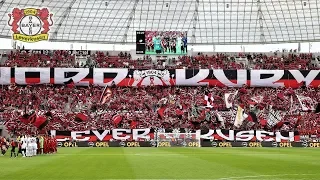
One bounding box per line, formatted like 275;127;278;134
277;93;285;100
176;109;184;116
275;121;284;129
112;115;122;125
19;112;37;124
64;79;75;88
204;93;214;108
100;87;112;105
18;115;31;124
295;114;302;128
260;119;267;127
176;108;184;119
34;116;49;129
18;113;48;129
75;113;88;122
248;101;257;106
130;120;137;129
157;106;166;119
247;112;258;122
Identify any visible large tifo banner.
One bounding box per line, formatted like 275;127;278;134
0;68;319;87
50;129;300;142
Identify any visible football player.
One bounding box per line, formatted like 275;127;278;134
26;135;32;157
21;135;27;157
32;136;37;156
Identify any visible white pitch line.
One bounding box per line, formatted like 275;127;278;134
55;153;189;157
216;173;316;180
99;174;317;180
56;153;204;156
56;153;285;156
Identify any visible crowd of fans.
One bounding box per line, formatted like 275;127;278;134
0;50;319;138
0;84;319;137
4;50;76;67
1;50;319;70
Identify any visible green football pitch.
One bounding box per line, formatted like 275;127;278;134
0;147;319;180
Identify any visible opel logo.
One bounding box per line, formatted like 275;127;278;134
88;142;94;147
182;141;187;147
57;142;62;147
272;142;278;147
211;142;217;147
242;142;248;147
119;141;126;147
150;141;157;147
302;142;308;147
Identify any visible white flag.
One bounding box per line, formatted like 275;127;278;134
224;91;238;108
216;111;235;129
251;95;264;103
204;94;214;108
234;105;248;128
267;109;285;128
296;95;315;111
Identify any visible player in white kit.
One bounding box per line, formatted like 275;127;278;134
21;135;27;157
26;135;33;157
32;137;37;156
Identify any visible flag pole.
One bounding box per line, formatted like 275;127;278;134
99;85;108;103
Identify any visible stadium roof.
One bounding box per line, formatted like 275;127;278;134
0;0;319;45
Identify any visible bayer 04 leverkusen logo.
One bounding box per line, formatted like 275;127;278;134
8;8;53;43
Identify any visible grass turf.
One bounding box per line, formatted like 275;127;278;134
0;147;319;180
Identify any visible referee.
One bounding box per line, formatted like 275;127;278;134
10;139;16;158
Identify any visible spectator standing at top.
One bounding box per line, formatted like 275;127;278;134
153;36;162;54
181;34;187;54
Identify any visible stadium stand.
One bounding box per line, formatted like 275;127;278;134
1;1;320;179
2;49;320;70
0;50;319;138
1;84;319;137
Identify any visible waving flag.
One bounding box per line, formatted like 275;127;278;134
251;95;264;104
234;105;248;128
64;79;75;88
112;115;123;125
75;113;88;122
214;111;226;128
224;91;238;108
100;87;112;105
157;106;167;119
204;93;214;108
267;109;286;128
296;95;315;111
130;120;137;129
18;112;49;129
190;105;200;118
